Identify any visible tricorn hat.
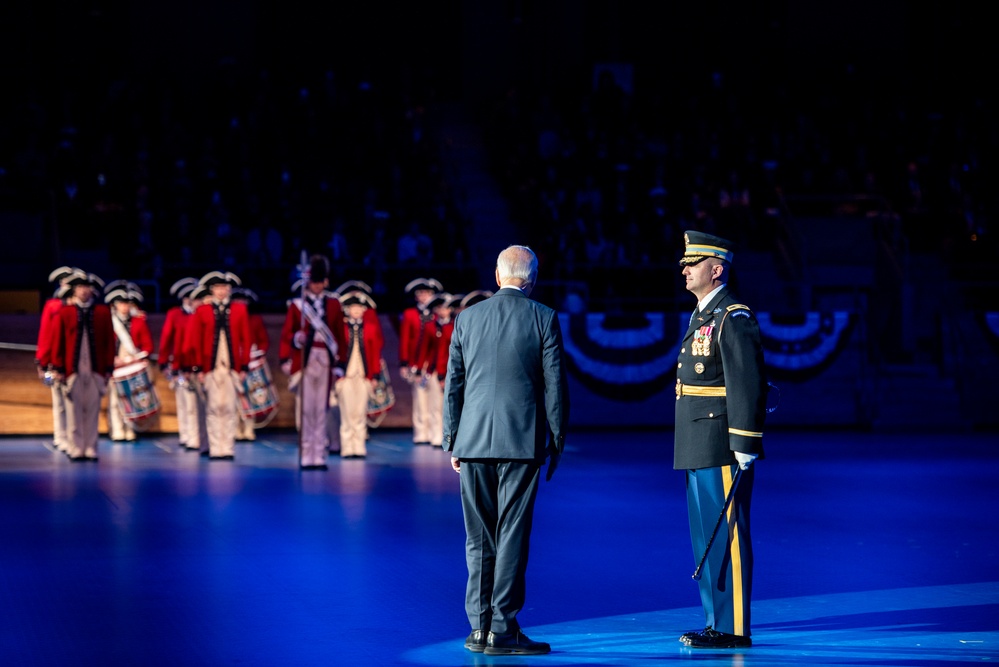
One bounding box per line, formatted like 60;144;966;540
65;268;104;290
231;287;258;302
678;230;735;266
459;290;494;309
404;277;442;294
339;290;376;309
169;277;198;298
198;271;241;288
332;279;372;296
426;292;453;310
48;266;77;284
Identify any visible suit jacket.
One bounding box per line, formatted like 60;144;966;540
674;286;767;470
442;287;569;460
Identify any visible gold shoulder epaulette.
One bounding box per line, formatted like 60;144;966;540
726;304;751;312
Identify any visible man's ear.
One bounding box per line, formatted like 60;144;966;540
495;268;501;287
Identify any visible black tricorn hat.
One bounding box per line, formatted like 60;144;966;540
339;290;376;309
332;279;372;296
169;277;198;298
426;291;453;310
198;271;241;287
404;277;442;294
459;290;494;308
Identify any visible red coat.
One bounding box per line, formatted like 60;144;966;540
398;305;433;368
49;302;116;378
416;318;453;377
35;297;65;368
249;313;270;353
114;313;154;361
279;296;349;375
158;306;192;371
343;311;384;380
183;300;252;373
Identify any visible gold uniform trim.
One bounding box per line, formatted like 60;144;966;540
675;380;726;397
723;466;746;636
729;427;763;438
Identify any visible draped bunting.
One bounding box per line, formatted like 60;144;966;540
559;311;855;401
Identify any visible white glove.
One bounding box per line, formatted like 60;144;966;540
293;330;307;349
734;451;758;470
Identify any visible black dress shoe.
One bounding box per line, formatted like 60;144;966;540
484;630;551;655
463;630;486;653
209;455;235;461
682;628;751;648
679;626;711;643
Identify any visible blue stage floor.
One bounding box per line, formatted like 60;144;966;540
1;428;997;666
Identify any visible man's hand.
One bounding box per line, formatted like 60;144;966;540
451;456;461;474
293;330;307;349
734;451;757;470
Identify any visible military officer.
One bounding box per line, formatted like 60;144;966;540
673;230;767;649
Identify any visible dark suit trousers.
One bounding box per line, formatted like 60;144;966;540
460;459;541;634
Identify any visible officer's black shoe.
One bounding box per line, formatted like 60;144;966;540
682;628;751;648
679;627;712;643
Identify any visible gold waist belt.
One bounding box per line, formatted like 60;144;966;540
675;380;726;398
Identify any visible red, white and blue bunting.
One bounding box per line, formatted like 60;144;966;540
757;311;855;380
558;311;855;401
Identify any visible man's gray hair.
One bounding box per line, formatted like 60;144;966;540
497;245;538;285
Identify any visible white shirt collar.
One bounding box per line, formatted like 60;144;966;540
697;283;726;312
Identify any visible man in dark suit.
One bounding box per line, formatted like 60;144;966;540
673;230;767;649
443;245;569;656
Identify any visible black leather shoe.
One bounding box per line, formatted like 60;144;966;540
484;630;551;655
463;630;486;652
682;628;751;648
679;627;711;643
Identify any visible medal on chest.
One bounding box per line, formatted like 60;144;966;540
691;323;714;357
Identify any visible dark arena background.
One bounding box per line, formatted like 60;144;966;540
1;2;997;665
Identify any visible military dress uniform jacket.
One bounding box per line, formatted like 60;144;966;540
398;305;432;369
158;306;191;372
49;303;116;378
35;297;66;370
674;286;767;470
184;300;252;373
340;314;384;381
119;314;154;358
416;318;453;377
279;297;348;375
